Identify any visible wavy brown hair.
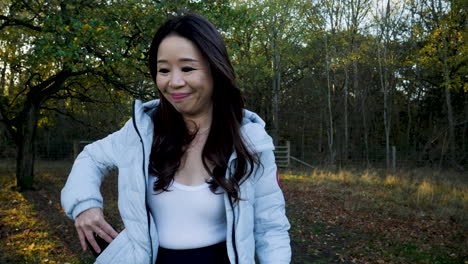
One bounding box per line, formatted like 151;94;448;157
148;13;258;202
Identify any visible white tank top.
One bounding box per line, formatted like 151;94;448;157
147;176;227;249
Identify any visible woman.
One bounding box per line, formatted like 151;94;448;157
61;13;290;264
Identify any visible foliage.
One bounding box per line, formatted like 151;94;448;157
0;0;466;187
0;0;235;189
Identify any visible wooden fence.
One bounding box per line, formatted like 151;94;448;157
274;141;315;169
274;141;290;168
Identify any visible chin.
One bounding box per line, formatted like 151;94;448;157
174;108;193;117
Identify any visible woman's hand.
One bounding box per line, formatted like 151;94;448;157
75;207;119;253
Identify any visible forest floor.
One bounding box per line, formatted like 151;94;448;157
282;168;466;264
0;161;466;263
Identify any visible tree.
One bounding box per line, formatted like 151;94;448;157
0;0;239;190
414;0;466;168
344;0;371;164
0;0;162;190
372;0;408;169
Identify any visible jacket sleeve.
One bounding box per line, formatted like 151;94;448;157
61;119;132;220
253;150;291;263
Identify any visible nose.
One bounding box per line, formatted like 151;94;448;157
169;71;185;89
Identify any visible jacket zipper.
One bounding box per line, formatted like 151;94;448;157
133;100;239;264
228;193;239;264
132;101;153;264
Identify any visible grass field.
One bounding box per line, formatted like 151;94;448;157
0;160;466;263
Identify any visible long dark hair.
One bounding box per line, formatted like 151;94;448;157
148;13;258;202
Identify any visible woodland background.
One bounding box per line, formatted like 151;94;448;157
0;0;467;188
0;0;467;263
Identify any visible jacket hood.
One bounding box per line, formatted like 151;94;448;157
240;109;274;153
133;99;274;153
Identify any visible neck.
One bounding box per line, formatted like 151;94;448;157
183;106;213;133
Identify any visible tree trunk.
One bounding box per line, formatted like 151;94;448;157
301;111;306;160
464;95;468;165
379;0;392;169
406;95;412;159
443;57;455;165
15;103;39;191
344;65;349;161
319;109;323;153
271;37;280;145
1;61;6;95
442;35;456;166
354;47;369;166
360;84;369;166
325;35;334;164
275;54;281;145
381;57;391;170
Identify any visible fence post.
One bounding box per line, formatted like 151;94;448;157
74;140;92;160
73;141;79;160
286;141;290;167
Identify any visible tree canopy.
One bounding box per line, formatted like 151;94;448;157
1;0;466;189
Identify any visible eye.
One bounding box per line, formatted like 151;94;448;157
158;68;169;73
182;67;195;72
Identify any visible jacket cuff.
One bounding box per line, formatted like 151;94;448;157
71;200;103;219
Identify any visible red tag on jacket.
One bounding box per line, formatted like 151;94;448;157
276;170;281;188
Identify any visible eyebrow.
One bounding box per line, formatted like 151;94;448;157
157;58;200;63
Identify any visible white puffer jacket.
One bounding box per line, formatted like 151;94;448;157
61;100;291;264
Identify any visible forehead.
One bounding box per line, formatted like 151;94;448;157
157;35;205;61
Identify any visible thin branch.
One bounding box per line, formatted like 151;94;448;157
8;73;40;107
39;69;90;98
40;106;100;131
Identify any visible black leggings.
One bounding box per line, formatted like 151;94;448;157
155;241;230;264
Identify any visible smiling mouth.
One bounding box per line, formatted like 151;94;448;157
171;93;191;100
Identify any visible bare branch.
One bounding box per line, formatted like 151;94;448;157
8;73;40;107
40;106;100;130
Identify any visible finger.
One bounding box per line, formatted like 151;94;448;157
85;230;101;254
101;221;119;239
77;228;88;251
94;228;114;244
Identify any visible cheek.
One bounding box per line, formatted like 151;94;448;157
193;74;213;94
156;77;165;91
159;91;172;106
205;79;214;98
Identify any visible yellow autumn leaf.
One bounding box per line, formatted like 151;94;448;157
96;27;103;31
83;24;89;30
65;25;70;32
28;242;35;249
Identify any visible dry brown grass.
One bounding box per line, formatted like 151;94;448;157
0;160;466;263
283;167;467;223
283;167;467;263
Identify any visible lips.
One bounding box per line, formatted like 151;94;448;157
171;93;191;100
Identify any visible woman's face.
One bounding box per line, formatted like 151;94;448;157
156;34;214;120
